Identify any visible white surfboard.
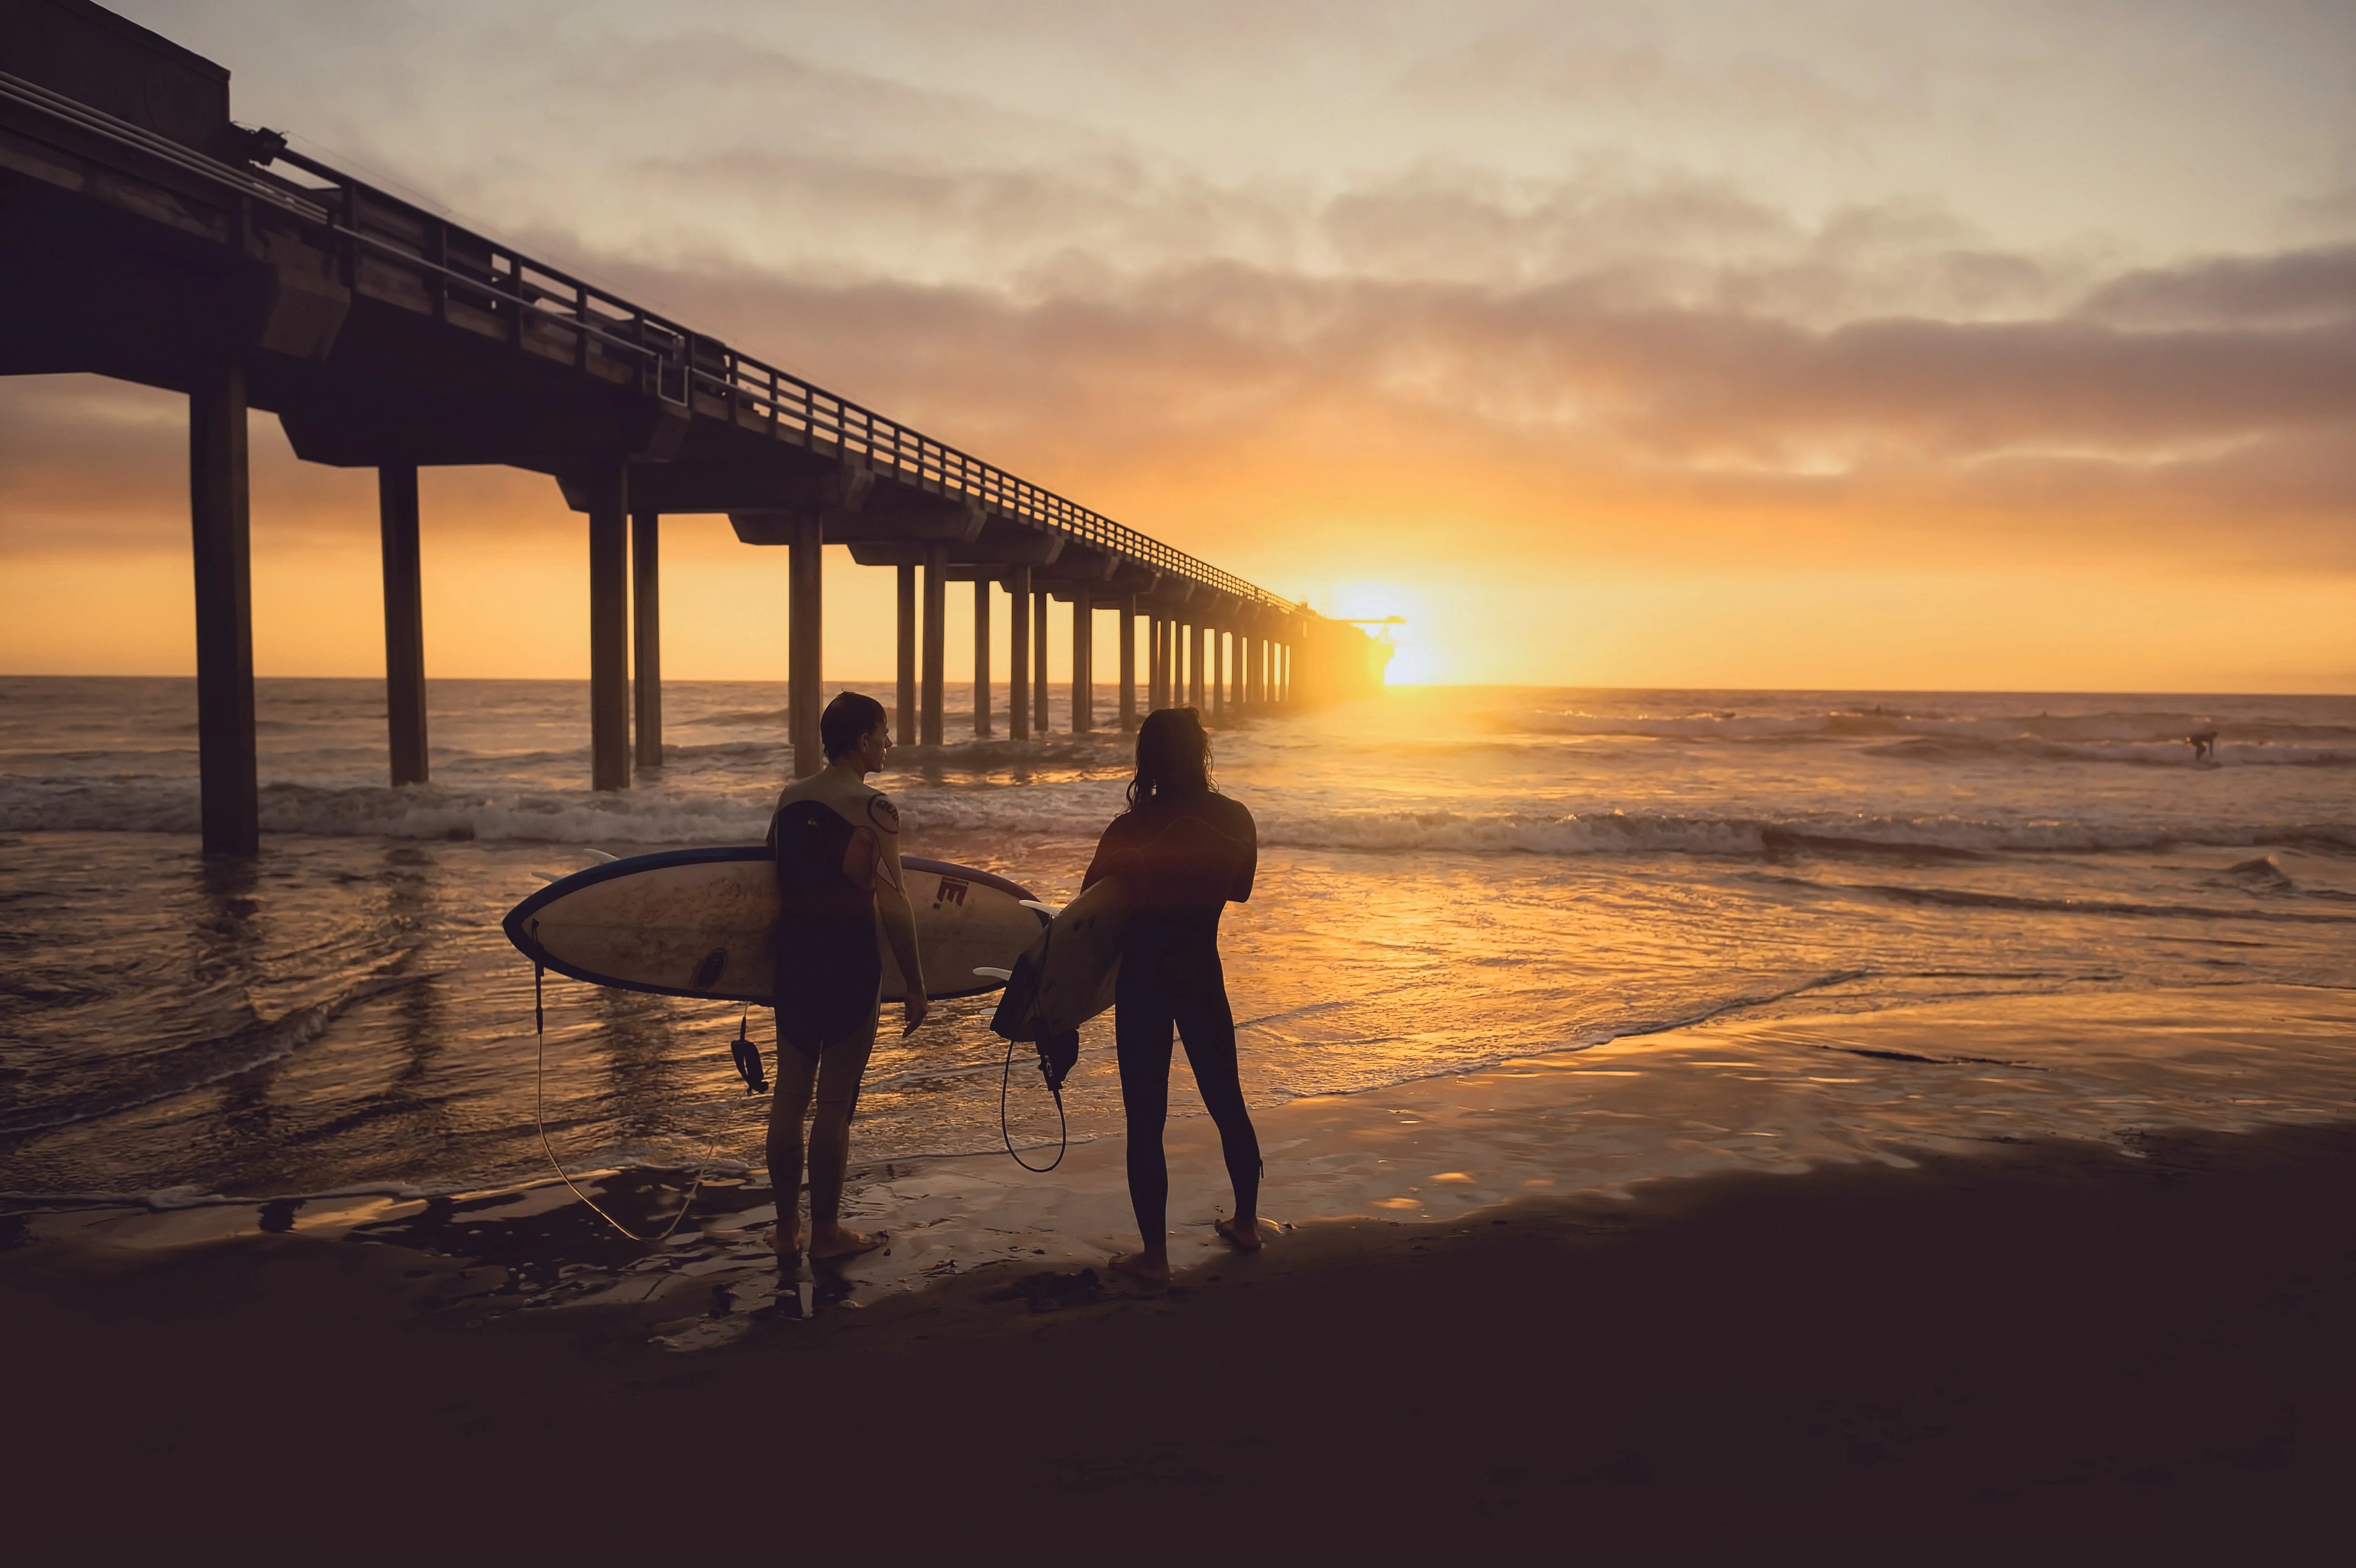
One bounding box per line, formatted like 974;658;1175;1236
504;848;1047;1003
989;876;1128;1041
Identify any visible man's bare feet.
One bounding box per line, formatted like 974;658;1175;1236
764;1220;804;1256
1109;1250;1171;1286
1215;1216;1264;1252
808;1224;885;1260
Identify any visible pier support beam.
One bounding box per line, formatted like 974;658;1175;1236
1214;628;1228;721
1033;590;1050;733
1192;623;1208;709
587;468;632;791
1070;590;1093;732
789;513;822;777
1145;618;1159;711
632;510;661;771
896;565;916;750
191;362;257;855
378;464;427;787
1118;599;1137;731
920;542;946;746
972;579;993;737
1008;567;1031;742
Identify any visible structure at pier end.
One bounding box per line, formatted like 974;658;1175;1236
0;0;1391;853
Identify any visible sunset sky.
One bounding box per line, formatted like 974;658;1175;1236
3;0;2352;690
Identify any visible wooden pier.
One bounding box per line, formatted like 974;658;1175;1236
0;0;1389;853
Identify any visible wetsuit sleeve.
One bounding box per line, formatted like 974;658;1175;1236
1228;802;1257;904
863;791;906;896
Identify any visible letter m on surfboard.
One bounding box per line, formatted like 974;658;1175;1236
933;876;970;909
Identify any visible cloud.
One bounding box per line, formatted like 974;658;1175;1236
18;220;2350;580
2074;244;2356;329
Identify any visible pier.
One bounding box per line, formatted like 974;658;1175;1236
0;0;1389;854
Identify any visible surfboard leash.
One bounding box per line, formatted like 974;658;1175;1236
532;962;709;1245
1000;1032;1069;1174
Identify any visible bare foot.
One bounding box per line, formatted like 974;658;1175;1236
808;1224;885;1260
763;1223;804;1258
1109;1250;1170;1286
1215;1216;1264;1252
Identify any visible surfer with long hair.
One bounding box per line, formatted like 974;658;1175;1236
1083;706;1262;1284
766;691;929;1261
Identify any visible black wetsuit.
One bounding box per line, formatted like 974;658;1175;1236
768;800;882;1058
1082;789;1260;1241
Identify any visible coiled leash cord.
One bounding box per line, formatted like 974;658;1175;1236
533;963;708;1244
1000;1032;1069;1174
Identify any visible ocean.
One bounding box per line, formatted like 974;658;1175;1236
3;676;2352;1213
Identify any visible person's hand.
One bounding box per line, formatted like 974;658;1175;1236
901;992;931;1037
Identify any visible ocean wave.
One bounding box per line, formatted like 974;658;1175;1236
1252;808;2356;861
0;964;424;1142
1866;734;2356;768
1500;705;2356;751
8;773;2353;864
1819;881;2356;926
0;776;777;844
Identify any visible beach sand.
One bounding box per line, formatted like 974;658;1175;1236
6;992;2353;1555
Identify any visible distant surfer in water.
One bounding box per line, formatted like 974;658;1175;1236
766;692;929;1261
1083;707;1262;1285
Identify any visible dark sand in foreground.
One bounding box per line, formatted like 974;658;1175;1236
5;1121;2352;1558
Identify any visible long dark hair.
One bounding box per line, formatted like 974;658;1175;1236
1127;707;1213;807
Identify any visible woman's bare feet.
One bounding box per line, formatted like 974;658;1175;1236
1109;1249;1171;1286
764;1222;803;1258
1215;1216;1264;1252
808;1223;885;1260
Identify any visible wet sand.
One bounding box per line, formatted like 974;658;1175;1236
6;1112;2353;1556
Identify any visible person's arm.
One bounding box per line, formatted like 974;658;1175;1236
864;794;929;1034
1227;803;1257;904
1081;814;1132;892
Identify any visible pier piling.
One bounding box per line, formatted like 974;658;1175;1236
789;513;822;778
895;564;916;751
1032;592;1049;733
190;361;258;855
972;579;992;738
587;469;631;792
377;464;427;787
632;510;660;771
1071;589;1093;733
1009;566;1031;743
920;543;946;746
1119;599;1137;731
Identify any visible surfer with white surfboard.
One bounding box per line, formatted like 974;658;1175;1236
764;692;929;1262
1081;707;1263;1285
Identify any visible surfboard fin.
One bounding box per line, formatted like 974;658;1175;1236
1018;900;1060;917
531;871;563;884
972;966;1013;981
582;848;618;863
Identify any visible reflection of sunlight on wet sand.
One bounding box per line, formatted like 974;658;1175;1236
858;982;2356;1268
25;982;2353;1349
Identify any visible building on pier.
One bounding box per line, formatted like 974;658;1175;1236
0;0;1389;854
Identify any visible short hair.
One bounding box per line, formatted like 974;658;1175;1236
820;691;888;760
